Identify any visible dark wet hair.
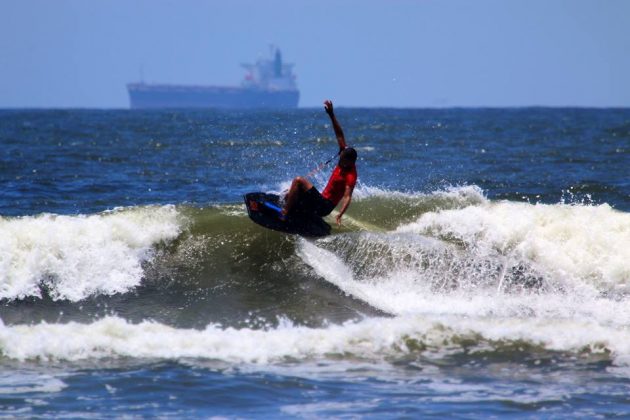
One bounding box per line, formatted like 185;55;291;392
340;147;357;163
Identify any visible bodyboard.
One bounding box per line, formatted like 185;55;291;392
244;192;331;237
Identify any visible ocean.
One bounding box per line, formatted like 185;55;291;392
0;108;629;417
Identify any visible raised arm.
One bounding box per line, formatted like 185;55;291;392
324;100;347;152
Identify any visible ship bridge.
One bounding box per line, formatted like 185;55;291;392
241;47;297;92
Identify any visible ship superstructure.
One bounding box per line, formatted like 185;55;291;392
127;47;299;109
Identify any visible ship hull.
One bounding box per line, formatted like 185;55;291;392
127;84;299;109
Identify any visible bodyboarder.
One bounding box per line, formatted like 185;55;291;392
282;100;358;226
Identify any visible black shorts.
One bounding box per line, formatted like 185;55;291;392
297;187;335;217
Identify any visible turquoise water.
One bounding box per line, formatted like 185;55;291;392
1;108;629;417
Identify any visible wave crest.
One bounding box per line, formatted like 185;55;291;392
0;206;182;301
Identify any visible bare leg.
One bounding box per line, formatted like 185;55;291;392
282;176;313;215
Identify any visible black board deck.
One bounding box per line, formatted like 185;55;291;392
244;192;331;237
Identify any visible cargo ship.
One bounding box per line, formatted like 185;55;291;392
127;47;299;109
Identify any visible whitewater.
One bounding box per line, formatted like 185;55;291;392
1;186;629;373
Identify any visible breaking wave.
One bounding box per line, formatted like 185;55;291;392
0;206;182;301
1;186;629;367
1;313;628;364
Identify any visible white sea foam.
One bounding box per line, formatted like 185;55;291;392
396;200;630;292
298;235;630;326
0;206;182;301
2;312;630;366
351;184;486;203
0;371;67;394
292;199;630;367
281;400;380;417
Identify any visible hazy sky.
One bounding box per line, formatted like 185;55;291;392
1;0;629;108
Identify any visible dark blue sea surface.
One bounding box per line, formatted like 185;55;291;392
0;108;629;417
2;108;628;216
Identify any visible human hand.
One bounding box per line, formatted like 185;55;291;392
335;213;342;226
324;100;334;116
